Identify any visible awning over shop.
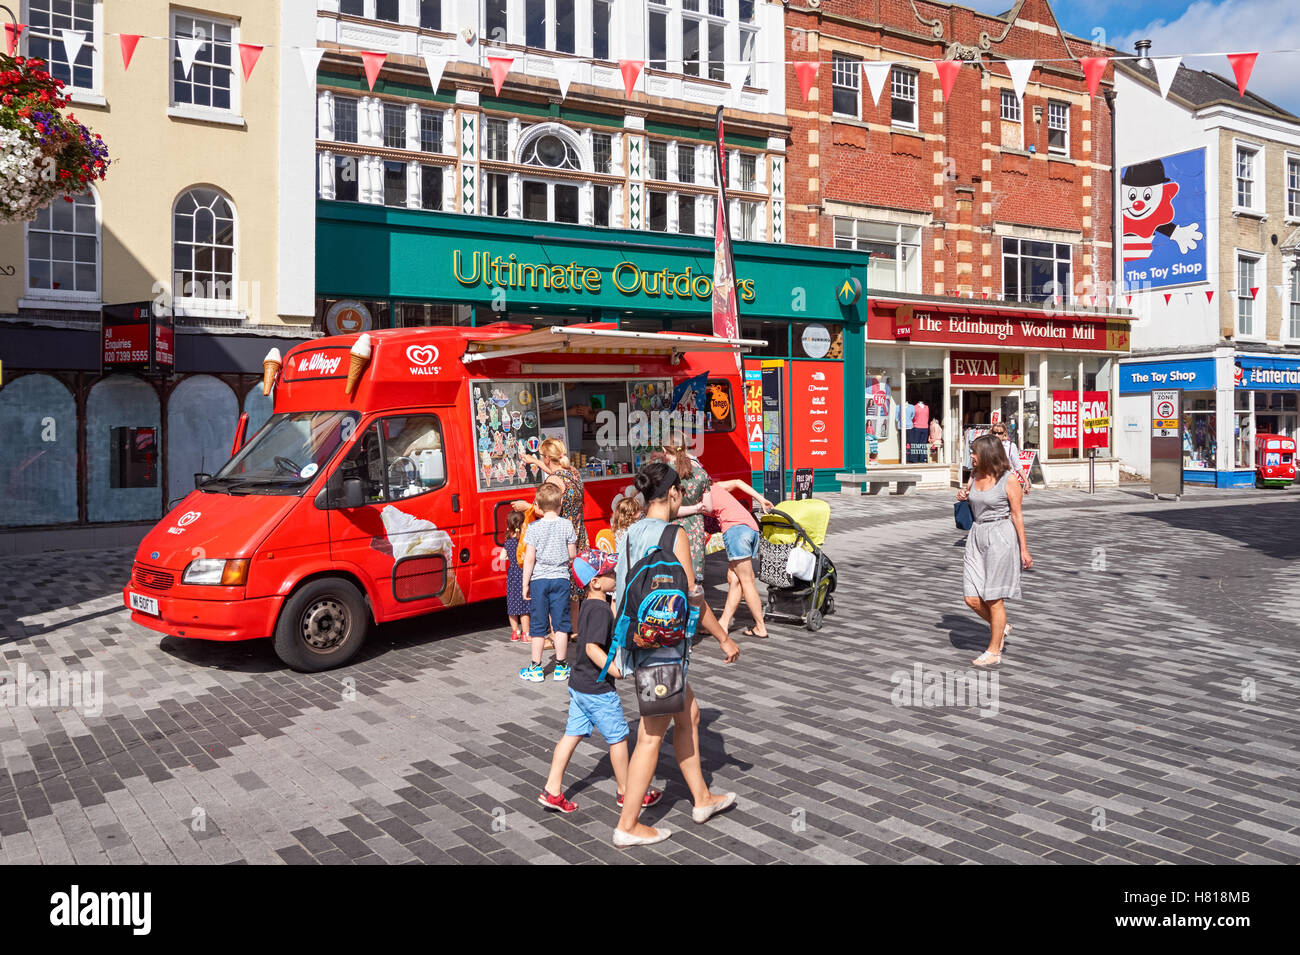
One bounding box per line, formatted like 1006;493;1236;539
462;325;768;364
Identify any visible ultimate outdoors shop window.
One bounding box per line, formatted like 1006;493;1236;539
26;0;96;91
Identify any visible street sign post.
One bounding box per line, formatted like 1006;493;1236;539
1150;389;1183;500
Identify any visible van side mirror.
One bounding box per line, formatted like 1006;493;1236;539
194;472;212;489
342;477;365;509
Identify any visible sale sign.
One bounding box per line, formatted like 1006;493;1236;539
1053;391;1110;450
791;360;843;469
743;365;763;469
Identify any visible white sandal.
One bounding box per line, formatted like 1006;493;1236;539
972;650;1002;667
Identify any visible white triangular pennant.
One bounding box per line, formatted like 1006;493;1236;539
863;61;892;106
300;48;325;85
1152;56;1181;99
60;29;87;70
1006;59;1034;101
727;63;748;103
422;53;447;92
553;58;579;100
177;35;204;79
1277;283;1288;298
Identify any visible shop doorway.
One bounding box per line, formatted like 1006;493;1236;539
953;388;1025;477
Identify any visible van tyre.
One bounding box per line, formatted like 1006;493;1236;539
274;578;370;672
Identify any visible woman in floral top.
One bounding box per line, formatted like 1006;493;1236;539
660;442;711;584
516;438;588;601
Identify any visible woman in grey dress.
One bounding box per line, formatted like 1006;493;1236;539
956;434;1033;666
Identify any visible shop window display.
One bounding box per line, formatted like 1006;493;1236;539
904;358;943;463
1183;393;1216;470
1048;354;1080;460
1234;389;1252;470
866;346;902;463
0;374;78;527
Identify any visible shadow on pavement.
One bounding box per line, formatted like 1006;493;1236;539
1129;499;1300;561
938;611;989;651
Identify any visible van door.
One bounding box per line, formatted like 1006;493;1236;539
326;413;466;620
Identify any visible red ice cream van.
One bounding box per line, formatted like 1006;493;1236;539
124;323;756;671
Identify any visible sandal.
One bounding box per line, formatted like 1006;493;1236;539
972;650;1002;667
742;627;769;639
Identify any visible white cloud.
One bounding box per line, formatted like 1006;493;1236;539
1114;0;1300;113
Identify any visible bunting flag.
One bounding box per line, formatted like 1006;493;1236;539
3;23;22;57
727;63;748;103
552;57;578;100
1227;52;1258;97
1006;59;1033;101
794;61;819;103
360;51;386;90
863;60;892;106
120;33;141;70
712;105;741;370
1153;56;1181;99
1250;285;1259;298
1276;283;1288;299
1080;56;1108;96
176;35;204;78
1183;291;1194;304
60;29;87;71
1206;290;1215;304
1125;294;1133;307
300;47;325;84
982;290;990;299
1163;293;1172;305
934;60;961;101
1106;294;1114;308
238;43;262;82
619;59;643;97
486;55;512;95
422;52;447;92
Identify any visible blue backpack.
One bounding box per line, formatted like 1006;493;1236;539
598;524;700;682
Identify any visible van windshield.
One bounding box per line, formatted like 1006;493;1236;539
206;411;361;493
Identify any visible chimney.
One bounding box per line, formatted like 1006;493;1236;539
1134;39;1152;68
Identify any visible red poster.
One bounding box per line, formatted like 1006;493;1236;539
743;361;763;471
791;361;843;469
1052;391;1110;450
103;322;150;368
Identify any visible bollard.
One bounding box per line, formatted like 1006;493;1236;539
1088;448;1096;494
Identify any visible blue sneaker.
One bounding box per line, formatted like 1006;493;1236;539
519;663;544;683
553;662;570;682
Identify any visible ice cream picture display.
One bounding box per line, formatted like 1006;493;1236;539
379;505;465;606
262;347;282;395
345;333;373;395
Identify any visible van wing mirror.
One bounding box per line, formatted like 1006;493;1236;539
194;472;213;489
342;477;365;509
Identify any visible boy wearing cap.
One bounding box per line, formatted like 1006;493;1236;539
538;548;664;814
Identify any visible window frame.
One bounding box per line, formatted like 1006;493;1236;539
999;88;1023;149
1236;250;1264;340
890;66;918;130
333;95;360;144
592;0;612;60
833;218;921;294
168;9;240;118
1235;141;1261;212
1047;100;1069;156
521;178;581;224
382;102;408;150
171;186;239;318
1002;236;1073;304
23;0;101;97
831;52;861;119
1286;257;1300;343
1286;153;1300;222
419;164;443;211
23;187;102;305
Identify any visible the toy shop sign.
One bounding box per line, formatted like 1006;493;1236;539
870;301;1131;353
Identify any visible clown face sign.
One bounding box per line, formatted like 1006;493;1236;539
1121;148;1208;292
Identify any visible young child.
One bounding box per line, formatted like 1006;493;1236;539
503;510;530;642
609;496;643;605
538;548;664;814
521;482;578;683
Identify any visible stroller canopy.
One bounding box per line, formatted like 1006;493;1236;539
761;498;830;548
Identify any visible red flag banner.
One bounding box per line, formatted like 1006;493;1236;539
1227;52;1257;96
1163;293;1172;305
1250;286;1259;298
619;59;644;97
487;55;512;95
934;60;961;101
238;43;263;82
1080;56;1108;96
3;23;23;56
794;61;819;102
120;33;141;70
712;106;741;368
1206;290;1215;304
360;51;386;90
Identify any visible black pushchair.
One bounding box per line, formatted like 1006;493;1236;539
755;500;836;631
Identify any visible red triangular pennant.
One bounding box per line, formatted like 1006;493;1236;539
360;51;386;91
794;61;819;103
1250;286;1259;299
1125;294;1133;307
120;33;141;70
619;59;644;98
982;291;990;300
487;55;513;95
238;43;263;82
3;23;23;56
1227;53;1257;97
934;60;961;102
1206;290;1215;304
1163;293;1172;305
1080;56;1108;97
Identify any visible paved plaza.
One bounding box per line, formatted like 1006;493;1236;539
1;485;1298;865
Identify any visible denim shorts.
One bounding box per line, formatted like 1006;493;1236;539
564;687;630;743
723;524;761;562
529;577;571;636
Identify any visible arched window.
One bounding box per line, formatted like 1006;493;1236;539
173;187;236;311
515;123;586;224
26;190;100;301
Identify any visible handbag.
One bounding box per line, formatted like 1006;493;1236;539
633;654;687;717
954;499;974;530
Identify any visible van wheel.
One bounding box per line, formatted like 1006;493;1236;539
274;578;370;672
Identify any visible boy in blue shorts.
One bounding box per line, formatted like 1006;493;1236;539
538;548;664;814
521;482;578;683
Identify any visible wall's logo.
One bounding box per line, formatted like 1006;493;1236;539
407;345;441;377
177;511;201;527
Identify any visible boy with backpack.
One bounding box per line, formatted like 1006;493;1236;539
538;548;664;813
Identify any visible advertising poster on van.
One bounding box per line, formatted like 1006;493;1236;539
1120;147;1207;292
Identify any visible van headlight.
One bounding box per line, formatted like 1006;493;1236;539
182;558;250;586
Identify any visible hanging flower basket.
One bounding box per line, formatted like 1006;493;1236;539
0;53;110;223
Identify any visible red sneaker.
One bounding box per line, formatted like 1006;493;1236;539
617;788;664;809
538;790;577;813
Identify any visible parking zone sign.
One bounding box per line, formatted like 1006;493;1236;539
1152;389;1180;436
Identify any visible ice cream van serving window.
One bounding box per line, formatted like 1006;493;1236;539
473;378;676;490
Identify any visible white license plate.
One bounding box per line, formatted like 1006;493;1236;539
129;592;160;617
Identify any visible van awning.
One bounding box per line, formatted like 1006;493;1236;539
462;325;769;364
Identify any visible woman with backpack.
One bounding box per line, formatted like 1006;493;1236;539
611;462;741;849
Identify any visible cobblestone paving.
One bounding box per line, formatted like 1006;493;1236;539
1;485;1298;864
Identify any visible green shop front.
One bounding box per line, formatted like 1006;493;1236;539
317;202;869;490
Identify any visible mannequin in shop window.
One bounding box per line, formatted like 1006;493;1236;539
911;400;930;463
866;375;894;456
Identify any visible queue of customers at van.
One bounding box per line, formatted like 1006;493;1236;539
500;436;770;848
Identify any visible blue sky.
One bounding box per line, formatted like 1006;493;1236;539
965;0;1300;111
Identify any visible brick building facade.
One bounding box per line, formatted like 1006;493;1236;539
783;0;1135;488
